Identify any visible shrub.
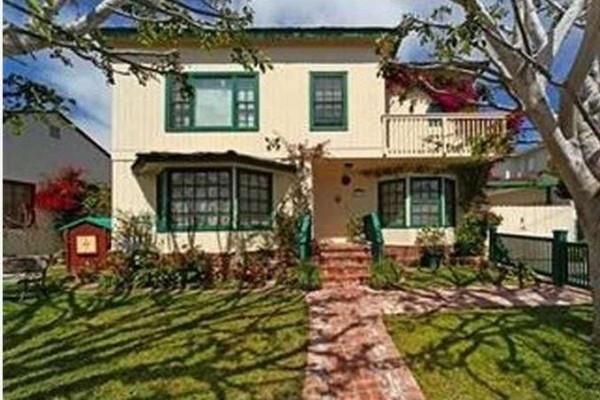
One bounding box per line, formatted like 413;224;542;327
113;211;158;267
346;213;365;243
415;227;447;268
97;251;132;291
455;209;502;256
415;227;446;253
370;258;403;289
295;262;321;291
98;245;215;291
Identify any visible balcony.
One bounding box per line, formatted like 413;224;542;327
381;113;508;158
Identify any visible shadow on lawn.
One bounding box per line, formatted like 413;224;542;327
3;280;308;400
392;306;600;400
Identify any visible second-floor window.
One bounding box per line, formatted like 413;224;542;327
166;73;258;132
310;72;347;131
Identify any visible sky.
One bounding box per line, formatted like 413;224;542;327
2;0;580;151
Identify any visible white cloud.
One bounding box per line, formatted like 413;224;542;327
252;0;442;27
42;56;111;150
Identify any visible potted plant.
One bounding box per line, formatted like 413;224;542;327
415;227;447;269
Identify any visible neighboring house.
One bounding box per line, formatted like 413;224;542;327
3;112;111;255
487;146;579;240
488;145;566;205
108;27;509;257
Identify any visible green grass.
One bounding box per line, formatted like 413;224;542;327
3;274;308;400
401;265;519;290
386;306;600;400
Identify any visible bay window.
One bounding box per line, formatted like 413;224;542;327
157;168;272;232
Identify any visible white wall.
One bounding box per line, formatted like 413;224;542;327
492;146;548;180
491;204;578;241
112;45;387;162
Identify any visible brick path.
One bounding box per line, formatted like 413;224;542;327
303;284;591;400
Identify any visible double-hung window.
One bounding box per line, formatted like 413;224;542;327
310;72;347;131
167;73;258;131
237;170;272;230
378;177;456;228
378;180;406;227
158;168;272;232
410;178;441;227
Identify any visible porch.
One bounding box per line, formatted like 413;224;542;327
311;158;458;246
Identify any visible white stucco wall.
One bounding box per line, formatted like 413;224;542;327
491;204;578;241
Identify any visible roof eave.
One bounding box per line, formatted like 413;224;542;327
101;26;393;48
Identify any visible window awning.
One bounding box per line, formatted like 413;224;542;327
131;151;296;174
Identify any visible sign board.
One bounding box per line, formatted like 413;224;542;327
76;235;97;255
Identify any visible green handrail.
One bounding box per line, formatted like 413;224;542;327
298;213;312;262
363;212;384;262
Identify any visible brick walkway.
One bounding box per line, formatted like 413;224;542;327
303;284;591;400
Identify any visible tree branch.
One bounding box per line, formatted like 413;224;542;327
559;1;600;139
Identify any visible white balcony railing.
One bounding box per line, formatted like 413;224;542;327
381;113;507;157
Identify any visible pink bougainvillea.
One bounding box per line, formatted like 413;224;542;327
506;110;525;133
385;65;482;112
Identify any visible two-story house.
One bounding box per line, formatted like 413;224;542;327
108;27;508;258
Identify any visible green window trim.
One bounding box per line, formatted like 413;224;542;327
309;71;348;131
156;167;273;233
443;178;457;228
377;176;457;229
165;72;259;133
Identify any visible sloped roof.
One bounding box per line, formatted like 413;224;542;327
59;216;112;231
131;150;296;174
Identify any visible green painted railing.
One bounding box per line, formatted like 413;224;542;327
363;212;384;262
489;227;590;289
298;213;312;262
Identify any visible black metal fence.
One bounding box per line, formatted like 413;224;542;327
566;242;590;288
490;228;590;289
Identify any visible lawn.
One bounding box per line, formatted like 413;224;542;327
401;265;519;290
386;306;600;400
3;279;308;400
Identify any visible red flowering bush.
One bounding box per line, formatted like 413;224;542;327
36;166;110;229
36;167;87;214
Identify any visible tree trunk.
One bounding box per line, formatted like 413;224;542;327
573;200;600;345
590;235;600;345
